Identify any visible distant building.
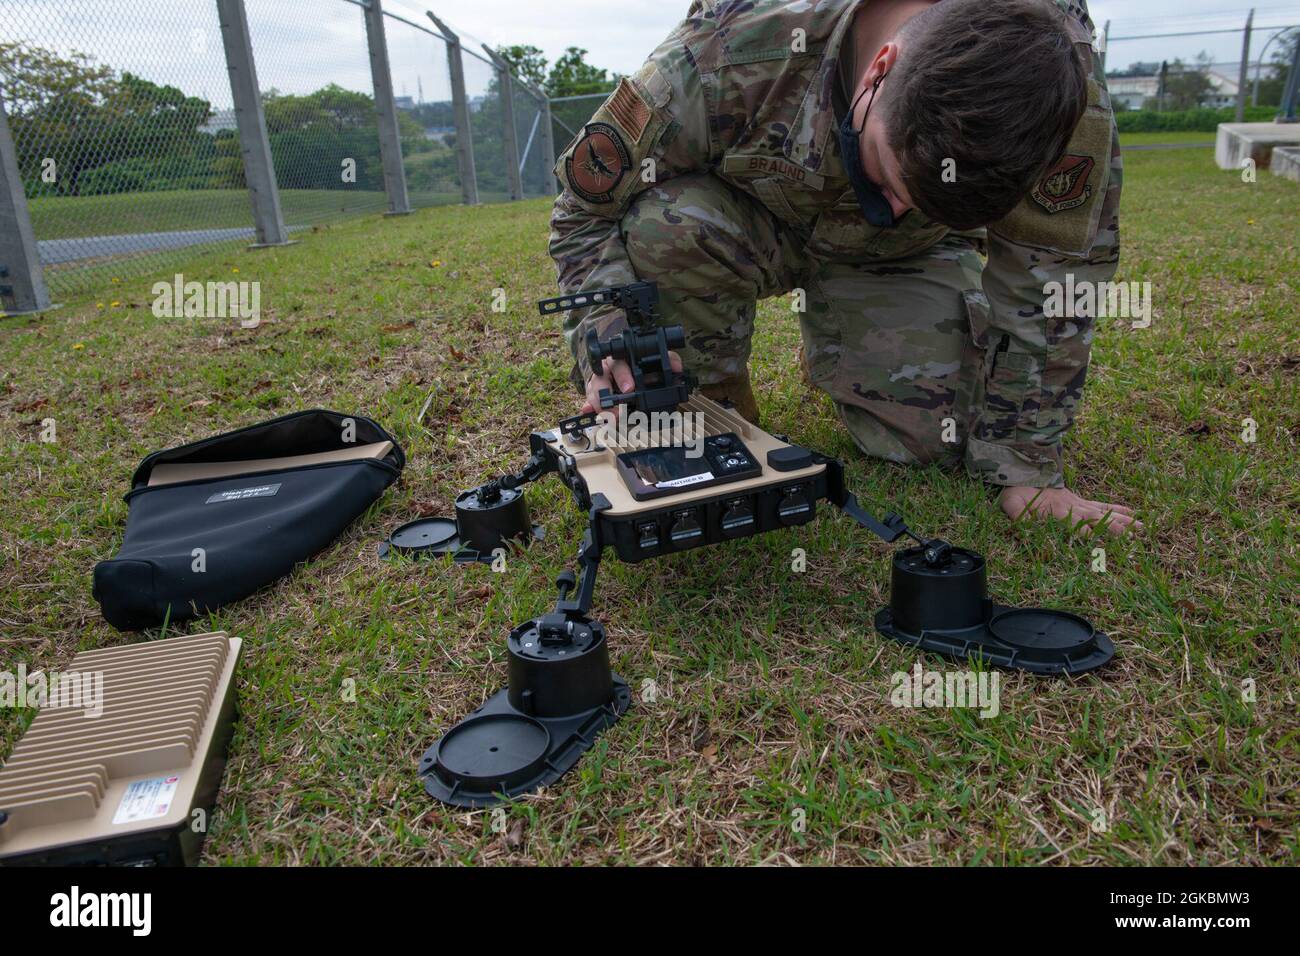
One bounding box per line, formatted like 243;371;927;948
1105;63;1241;111
1107;73;1159;111
199;108;237;135
1204;71;1241;110
394;95;416;111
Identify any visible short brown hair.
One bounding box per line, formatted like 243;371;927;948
887;0;1089;230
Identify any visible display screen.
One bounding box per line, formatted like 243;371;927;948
628;448;711;487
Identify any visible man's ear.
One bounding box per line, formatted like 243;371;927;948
863;41;901;88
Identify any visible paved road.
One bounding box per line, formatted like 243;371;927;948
39;225;306;265
1121;142;1215;151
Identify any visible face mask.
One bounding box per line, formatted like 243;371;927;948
837;74;896;228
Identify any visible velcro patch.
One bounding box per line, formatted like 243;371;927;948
565;122;632;204
606;78;652;141
990;77;1112;256
1032;155;1095;213
721;154;825;191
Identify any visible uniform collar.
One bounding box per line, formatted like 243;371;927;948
784;0;867;176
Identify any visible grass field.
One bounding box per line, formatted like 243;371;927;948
1;144;1296;865
28;188;476;240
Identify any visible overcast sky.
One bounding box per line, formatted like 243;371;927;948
393;0;1300;74
5;0;1299;109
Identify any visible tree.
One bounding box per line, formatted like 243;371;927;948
497;45;547;91
0;41;116;195
546;47;616;98
1145;58;1214;111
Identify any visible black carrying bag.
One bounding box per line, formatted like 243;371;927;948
93;409;405;631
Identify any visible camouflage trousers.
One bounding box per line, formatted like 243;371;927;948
622;172;985;469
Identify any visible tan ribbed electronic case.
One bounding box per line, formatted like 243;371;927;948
0;631;241;866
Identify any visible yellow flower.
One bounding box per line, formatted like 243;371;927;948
111;277;121;284
72;342;85;350
232;266;240;273
111;300;121;307
96;302;105;309
431;260;442;267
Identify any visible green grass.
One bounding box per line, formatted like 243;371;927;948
1;148;1296;865
28;188;473;240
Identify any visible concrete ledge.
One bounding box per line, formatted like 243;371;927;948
1216;122;1300;171
1269;146;1300;184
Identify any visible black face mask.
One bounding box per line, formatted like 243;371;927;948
837;74;896;228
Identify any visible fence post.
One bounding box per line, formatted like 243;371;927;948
541;96;558;194
482;46;524;201
362;0;411;215
0;92;56;315
216;0;293;247
427;13;478;206
1236;10;1254;122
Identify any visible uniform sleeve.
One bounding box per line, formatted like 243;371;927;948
549;11;713;387
966;0;1122;489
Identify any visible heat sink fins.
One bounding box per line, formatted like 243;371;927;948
0;631;240;863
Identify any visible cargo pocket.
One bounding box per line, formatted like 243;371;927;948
966;289;1042;441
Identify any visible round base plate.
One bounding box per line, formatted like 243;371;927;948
379;518;545;562
377;517;460;559
874;604;1114;675
988;609;1100;665
431;713;551;796
421;678;631;808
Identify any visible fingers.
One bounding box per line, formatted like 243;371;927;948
610;360;635;394
1001;489;1144;536
1067;505;1143;537
1083;498;1135;517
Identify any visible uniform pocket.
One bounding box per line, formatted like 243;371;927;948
978;338;1043;441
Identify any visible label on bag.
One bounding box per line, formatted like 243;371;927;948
205;482;281;504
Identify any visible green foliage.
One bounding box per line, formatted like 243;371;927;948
497;45;548;90
1116;105;1279;133
547;47;617;98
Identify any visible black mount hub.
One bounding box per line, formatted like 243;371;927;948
420;530;629;808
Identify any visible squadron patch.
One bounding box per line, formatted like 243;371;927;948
1032;155;1095;213
566;122;632;204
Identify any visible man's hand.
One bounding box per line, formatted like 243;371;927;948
581;352;684;418
999;486;1142;536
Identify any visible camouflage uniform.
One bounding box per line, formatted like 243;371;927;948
550;0;1122;488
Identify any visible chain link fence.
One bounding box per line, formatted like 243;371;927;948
245;0;388;234
0;0;572;308
1;0;256;296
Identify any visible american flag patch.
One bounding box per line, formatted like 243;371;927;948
605;78;651;141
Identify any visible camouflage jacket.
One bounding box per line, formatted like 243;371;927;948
549;0;1122;488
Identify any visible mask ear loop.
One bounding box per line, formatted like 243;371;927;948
850;73;888;136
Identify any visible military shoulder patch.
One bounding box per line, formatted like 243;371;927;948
1032;155;1095;214
565;122;633;205
606;78;652;141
